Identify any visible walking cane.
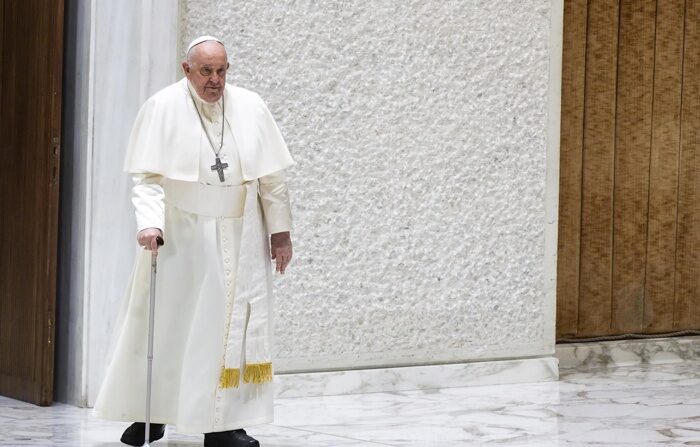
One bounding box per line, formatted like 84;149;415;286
144;236;164;447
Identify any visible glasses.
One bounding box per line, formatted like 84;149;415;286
198;64;229;79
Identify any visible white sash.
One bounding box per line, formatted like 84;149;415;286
162;178;272;388
164;179;248;217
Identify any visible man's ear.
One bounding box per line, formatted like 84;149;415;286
182;61;191;76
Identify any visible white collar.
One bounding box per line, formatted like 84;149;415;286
186;80;222;120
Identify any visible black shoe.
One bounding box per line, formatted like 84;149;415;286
204;429;260;447
120;422;166;446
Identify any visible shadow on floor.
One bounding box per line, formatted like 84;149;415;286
94;443;202;447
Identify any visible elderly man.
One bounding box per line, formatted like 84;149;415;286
93;36;294;447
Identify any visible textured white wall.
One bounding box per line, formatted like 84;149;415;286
182;0;553;372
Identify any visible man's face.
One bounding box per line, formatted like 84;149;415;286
182;41;229;103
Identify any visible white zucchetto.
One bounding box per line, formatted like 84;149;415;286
186;35;224;54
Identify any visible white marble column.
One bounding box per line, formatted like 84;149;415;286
56;0;180;407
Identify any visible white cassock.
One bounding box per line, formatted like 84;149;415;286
93;78;294;434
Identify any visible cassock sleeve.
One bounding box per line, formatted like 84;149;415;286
131;173;165;233
259;170;292;235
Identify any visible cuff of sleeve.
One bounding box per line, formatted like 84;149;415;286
136;222;164;235
264;207;292;235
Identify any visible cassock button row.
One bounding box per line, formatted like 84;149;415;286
226;270;231;276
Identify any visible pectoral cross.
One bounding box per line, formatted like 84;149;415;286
211;157;229;182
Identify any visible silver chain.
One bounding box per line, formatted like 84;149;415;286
188;87;225;157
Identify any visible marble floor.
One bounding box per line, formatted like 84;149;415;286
2;362;700;446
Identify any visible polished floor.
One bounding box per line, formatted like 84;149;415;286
1;362;700;446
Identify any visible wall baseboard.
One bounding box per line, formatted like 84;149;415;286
274;356;559;399
556;336;700;370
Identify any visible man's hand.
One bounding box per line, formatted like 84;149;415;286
137;227;163;256
270;231;293;274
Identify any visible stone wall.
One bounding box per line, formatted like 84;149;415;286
181;0;555;372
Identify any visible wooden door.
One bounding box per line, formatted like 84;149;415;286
557;0;700;339
0;0;64;405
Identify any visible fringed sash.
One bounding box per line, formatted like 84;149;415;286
164;179;273;389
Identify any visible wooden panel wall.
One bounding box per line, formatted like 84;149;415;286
646;0;685;332
611;0;655;333
558;0;700;338
577;0;619;337
557;0;588;337
675;1;700;330
0;0;64;405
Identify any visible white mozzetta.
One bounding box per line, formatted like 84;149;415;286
181;0;554;372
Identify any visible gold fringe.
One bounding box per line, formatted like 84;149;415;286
243;362;273;384
219;368;241;389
